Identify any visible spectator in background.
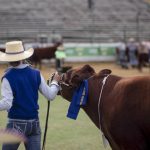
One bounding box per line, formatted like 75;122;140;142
126;38;138;68
55;44;66;72
137;41;149;71
116;41;128;69
145;42;150;62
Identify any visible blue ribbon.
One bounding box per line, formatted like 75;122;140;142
67;80;88;120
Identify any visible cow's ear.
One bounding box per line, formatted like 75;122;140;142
99;69;111;76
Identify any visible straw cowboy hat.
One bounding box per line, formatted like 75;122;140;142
0;41;34;62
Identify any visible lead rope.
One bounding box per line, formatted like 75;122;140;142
98;75;109;148
42;100;50;150
42;79;51;150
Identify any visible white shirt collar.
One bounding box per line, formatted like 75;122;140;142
10;63;30;69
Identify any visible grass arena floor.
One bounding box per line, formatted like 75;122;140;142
0;62;149;150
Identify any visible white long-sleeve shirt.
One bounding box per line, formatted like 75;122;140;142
0;64;60;110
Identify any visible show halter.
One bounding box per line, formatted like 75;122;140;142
98;75;109;130
98;74;110;148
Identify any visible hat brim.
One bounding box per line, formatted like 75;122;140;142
0;48;34;62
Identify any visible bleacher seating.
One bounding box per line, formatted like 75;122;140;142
0;0;150;43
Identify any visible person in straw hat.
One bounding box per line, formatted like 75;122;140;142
0;41;60;150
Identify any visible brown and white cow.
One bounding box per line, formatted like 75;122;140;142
59;64;150;150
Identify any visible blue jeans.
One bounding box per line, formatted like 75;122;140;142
2;119;41;150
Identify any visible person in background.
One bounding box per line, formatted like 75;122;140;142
137;41;149;71
126;38;138;68
116;41;128;69
55;44;66;72
0;41;60;150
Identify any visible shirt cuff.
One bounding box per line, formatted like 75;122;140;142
50;80;59;87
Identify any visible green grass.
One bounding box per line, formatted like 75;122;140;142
0;94;111;150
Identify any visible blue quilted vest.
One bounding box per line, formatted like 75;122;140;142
3;66;41;119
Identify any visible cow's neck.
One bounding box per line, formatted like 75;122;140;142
82;75;121;129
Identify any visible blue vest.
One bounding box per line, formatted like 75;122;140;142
3;66;41;119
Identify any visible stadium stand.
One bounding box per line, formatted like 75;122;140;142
0;0;150;43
